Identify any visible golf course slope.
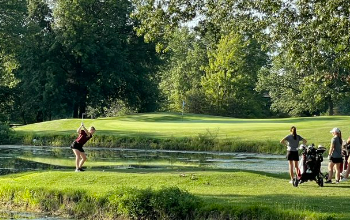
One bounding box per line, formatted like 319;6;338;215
13;113;350;153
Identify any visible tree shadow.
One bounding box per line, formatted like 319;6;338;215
198;192;350;219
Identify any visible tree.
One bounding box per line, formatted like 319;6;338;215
254;0;350;115
4;0;160;123
159;28;207;112
0;0;27;122
132;0;271;117
257;54;314;116
202;32;268;117
52;0;131;117
52;0;161;118
13;0;65;123
131;0;266;48
0;0;27;53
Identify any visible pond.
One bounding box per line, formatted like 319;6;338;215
0;145;329;175
0;210;67;220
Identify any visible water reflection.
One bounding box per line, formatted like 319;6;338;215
0;145;325;175
0;210;67;220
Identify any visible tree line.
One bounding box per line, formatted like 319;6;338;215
1;0;350;124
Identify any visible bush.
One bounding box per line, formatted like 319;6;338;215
116;188;155;219
0;185;334;220
0;122;14;144
151;187;200;220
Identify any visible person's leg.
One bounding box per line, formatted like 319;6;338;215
327;162;335;181
78;152;87;169
345;157;350;178
72;149;81;170
288;160;294;181
335;163;341;182
294;160;300;177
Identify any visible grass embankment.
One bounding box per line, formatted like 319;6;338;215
1;169;346;219
12;113;350;154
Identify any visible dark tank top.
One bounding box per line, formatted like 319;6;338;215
75;130;92;146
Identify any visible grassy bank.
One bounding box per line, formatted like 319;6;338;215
11;113;350;154
0;169;343;219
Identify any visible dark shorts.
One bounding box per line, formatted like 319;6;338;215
330;157;342;163
287;151;299;161
70;141;85;152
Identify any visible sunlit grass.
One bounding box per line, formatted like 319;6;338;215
14;112;350;147
0;170;349;219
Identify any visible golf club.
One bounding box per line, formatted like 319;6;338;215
81;113;86;125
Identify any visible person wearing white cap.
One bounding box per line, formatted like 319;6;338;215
280;126;307;184
325;127;343;184
340;137;350;182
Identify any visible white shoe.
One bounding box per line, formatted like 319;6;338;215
340;178;348;182
289;180;293;184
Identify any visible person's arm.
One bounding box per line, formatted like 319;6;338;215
82;125;91;137
302;138;307;145
329;142;335;157
280;138;286;146
77;124;84;133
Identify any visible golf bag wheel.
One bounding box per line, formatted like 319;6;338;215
293;177;299;187
324;173;329;180
317;177;324;187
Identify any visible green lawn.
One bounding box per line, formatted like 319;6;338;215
14;112;350;147
1;169;349;219
6;113;350;219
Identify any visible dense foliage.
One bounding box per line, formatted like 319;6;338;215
132;0;350;117
1;0;160;124
2;0;350;124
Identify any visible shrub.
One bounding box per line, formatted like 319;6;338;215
116;188;155;219
0;185;335;220
151;187;200;220
0;122;14;144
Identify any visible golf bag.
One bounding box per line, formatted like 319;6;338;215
293;144;326;187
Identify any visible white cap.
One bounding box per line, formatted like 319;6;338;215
330;127;340;133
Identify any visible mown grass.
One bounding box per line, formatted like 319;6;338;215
0;169;346;219
4;113;350;219
11;112;350;154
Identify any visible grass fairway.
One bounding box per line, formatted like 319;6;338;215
14;112;350;147
0;169;349;219
7;113;350;219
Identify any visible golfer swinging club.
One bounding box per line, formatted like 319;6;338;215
70;116;96;172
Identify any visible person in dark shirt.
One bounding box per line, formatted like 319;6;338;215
280;126;307;183
70;123;96;172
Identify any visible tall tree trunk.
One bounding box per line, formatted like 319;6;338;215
21;111;26;125
327;96;334;116
329;100;334;116
36;110;43;122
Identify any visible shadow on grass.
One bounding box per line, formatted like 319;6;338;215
113;114;350;124
16;129;170;138
198;192;350;219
